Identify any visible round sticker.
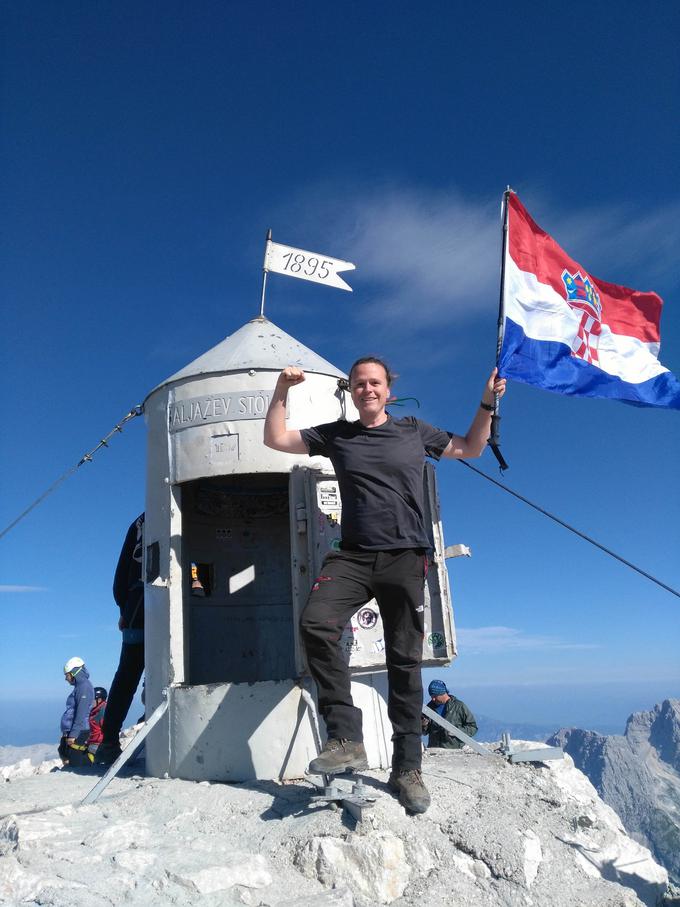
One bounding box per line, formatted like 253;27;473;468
357;608;378;630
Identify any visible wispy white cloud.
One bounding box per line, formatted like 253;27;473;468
339;188;500;326
281;182;680;335
457;625;600;655
534;196;680;290
0;585;48;593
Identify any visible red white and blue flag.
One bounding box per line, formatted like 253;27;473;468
498;194;680;410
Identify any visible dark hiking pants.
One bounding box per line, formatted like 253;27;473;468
58;730;93;767
102;641;145;746
300;548;426;771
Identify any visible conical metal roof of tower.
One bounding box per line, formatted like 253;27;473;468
147;316;346;398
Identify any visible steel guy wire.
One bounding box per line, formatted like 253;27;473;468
0;406;143;541
458;458;680;599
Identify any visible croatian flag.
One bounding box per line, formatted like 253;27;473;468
498;194;680;410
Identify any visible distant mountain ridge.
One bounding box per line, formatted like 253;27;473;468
548;698;680;885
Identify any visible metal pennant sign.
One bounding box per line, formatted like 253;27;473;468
264;238;355;292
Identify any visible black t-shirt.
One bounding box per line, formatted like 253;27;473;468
300;416;452;551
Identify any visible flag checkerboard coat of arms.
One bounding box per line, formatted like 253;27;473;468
562;270;602;365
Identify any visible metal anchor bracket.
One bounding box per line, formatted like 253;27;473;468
309;777;377;821
498;732;564;764
422;706;564;765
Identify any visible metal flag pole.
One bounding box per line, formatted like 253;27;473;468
259;228;272;317
488;186;512;472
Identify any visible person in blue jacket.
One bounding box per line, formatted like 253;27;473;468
58;656;94;767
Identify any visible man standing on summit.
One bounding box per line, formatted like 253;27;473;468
264;357;505;813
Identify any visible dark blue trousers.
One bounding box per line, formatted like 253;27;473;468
102;641;144;746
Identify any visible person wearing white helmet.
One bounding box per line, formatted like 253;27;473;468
64;656;84;675
58;656;95;766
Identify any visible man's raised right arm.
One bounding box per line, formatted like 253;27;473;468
263;367;310;454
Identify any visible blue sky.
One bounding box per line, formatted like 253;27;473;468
2;1;679;743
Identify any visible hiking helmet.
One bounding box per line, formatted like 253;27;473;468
428;679;448;697
94;687;108;700
63;656;85;675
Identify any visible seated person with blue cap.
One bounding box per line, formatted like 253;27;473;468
422;680;478;749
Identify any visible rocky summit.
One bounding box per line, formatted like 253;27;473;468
549;698;680;888
0;740;671;906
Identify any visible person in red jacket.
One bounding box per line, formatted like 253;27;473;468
88;687;107;755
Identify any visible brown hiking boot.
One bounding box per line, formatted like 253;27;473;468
308;738;368;775
388;768;431;814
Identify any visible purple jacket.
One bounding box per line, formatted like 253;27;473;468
60;666;94;738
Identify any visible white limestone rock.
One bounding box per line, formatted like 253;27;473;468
166;852;272;895
1;755;61;781
295;831;410;904
277;887;355;906
0;742;671;907
523;829;542;887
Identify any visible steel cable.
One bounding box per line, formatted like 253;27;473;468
0;406;143;541
458;459;680;599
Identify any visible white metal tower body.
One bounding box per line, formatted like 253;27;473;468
142;316;456;782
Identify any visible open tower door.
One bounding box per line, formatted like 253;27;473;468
289;461;457;677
